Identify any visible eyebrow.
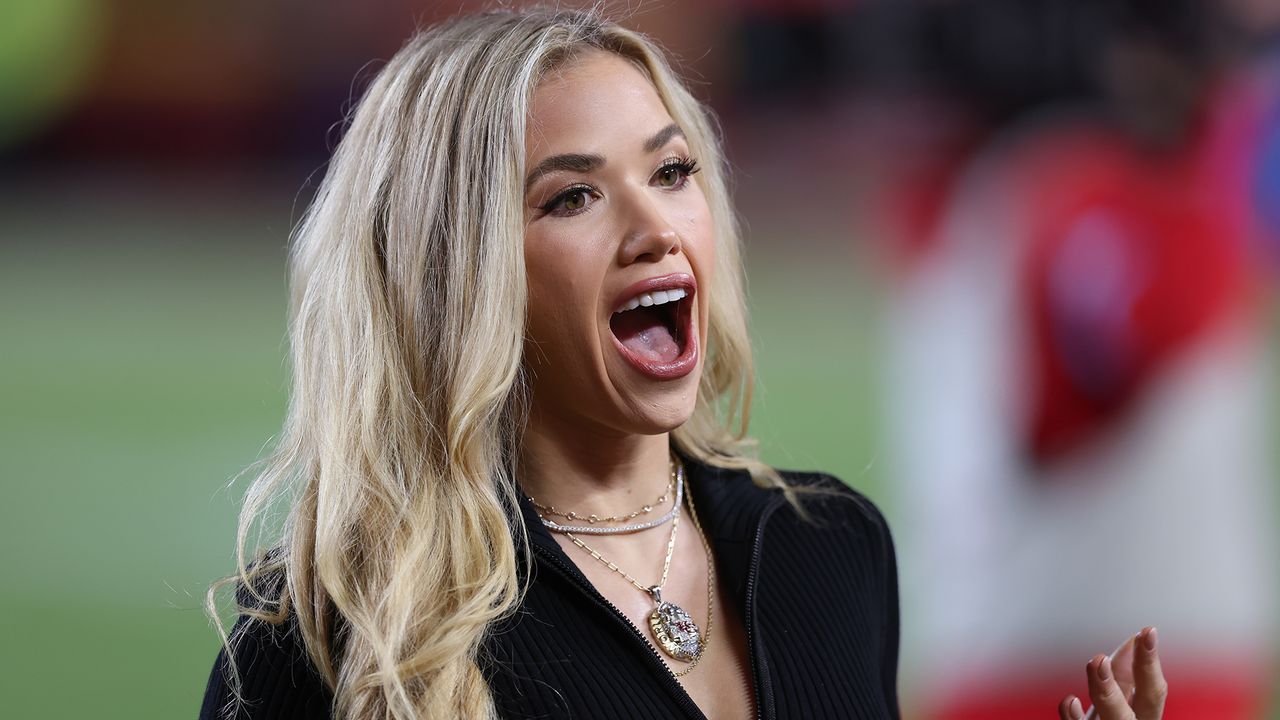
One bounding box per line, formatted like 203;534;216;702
525;153;603;191
523;123;687;192
643;123;684;153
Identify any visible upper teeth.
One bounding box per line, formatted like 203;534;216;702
617;287;687;313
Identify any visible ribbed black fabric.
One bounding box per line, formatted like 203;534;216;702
199;459;901;719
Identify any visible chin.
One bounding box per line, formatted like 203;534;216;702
612;371;701;435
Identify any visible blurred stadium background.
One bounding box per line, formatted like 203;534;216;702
2;0;1278;718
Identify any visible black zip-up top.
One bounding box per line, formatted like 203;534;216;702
199;460;901;719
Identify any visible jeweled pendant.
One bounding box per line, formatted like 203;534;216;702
647;587;703;662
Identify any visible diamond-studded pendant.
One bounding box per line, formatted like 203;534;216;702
647;587;704;662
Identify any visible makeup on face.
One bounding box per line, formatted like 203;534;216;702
520;49;715;434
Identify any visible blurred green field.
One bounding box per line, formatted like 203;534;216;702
0;192;885;719
6;189;1277;719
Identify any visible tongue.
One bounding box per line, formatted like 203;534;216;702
611;307;680;363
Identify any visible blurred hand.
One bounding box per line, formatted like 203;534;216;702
1057;627;1167;720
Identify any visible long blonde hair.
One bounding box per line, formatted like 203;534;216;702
207;8;782;719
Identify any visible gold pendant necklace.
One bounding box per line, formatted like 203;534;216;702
646;584;704;662
559;458;716;675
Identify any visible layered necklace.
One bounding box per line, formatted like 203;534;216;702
535;474;680;535
530;455;715;676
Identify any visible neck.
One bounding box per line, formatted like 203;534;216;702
518;412;673;517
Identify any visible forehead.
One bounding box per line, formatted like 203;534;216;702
526;49;674;156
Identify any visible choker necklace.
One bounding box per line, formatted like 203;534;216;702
530;464;675;525
539;467;683;535
558;458;715;676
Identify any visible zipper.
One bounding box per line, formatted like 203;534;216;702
744;498;783;720
531;544;709;720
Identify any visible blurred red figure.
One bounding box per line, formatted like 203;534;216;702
883;111;1277;719
1018;130;1249;462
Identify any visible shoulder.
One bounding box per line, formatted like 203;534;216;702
769;468;897;566
778;469;893;534
199;574;334;720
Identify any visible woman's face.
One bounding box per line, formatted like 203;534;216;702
522;49;714;437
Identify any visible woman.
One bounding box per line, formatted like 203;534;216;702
199;9;1166;719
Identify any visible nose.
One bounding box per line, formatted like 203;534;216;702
616;191;681;265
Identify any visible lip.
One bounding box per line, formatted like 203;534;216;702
611;272;698;313
608;272;699;380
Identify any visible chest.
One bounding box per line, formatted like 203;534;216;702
482;518;895;720
576;556;756;719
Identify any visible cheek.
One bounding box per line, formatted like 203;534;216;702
524;223;579;300
523;236;554;305
681;196;716;280
680;195;716;339
523;230;599;347
523;235;560;345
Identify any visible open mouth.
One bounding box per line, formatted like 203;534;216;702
608;275;698;380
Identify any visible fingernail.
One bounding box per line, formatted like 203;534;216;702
1070;697;1084;719
1144;626;1158;652
1098;655;1112;681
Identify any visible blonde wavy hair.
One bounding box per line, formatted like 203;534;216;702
207;7;785;719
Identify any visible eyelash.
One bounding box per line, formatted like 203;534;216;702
656;156;701;188
540;183;596;217
538;156;702;217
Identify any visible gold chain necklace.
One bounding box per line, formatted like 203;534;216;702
539;468;683;536
561;459;715;677
530;467;675;524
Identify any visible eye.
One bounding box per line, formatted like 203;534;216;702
540;184;598;217
563;188;588;211
654;157;700;189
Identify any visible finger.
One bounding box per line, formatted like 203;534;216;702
1087;653;1135;720
1131;627;1169;720
1059;695;1085;720
1110;634;1138;701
